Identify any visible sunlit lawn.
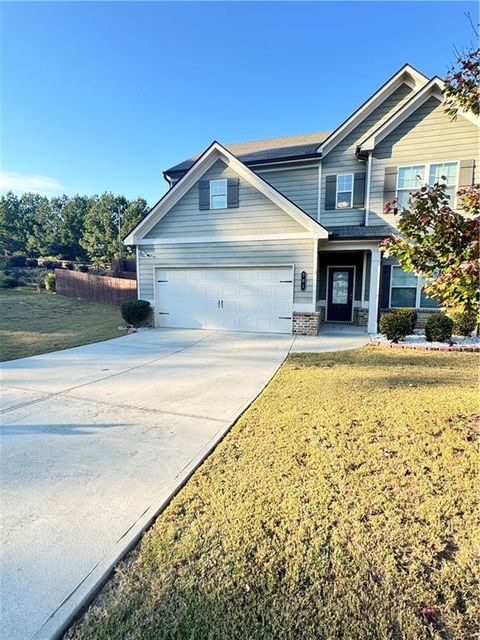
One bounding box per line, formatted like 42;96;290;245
67;347;479;640
0;288;123;361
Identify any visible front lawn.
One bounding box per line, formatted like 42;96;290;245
66;348;479;640
0;288;123;362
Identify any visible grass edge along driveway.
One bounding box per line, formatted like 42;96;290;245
66;347;479;640
0;288;123;362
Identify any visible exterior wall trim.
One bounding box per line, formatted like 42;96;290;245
136;233;316;246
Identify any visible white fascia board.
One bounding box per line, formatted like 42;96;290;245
136;232;316;246
318;65;429;158
125;141;328;245
318;239;382;251
359;78;479;153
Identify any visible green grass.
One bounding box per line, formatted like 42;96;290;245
66;348;479;640
0;288;124;361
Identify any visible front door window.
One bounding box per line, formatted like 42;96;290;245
332;271;349;304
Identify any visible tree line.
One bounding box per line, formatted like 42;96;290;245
0;191;149;266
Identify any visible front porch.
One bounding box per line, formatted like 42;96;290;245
315;244;381;334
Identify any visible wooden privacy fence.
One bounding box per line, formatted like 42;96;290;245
55;269;137;305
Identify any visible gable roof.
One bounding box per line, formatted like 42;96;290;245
357;76;479;154
165;131;331;176
317;64;429;158
124;141;329;245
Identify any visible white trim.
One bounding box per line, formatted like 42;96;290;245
335;173;354;209
361;250;367;305
367;248;382;333
359;77;479;153
136;232;316;246
325;265;356;322
317;161;322;222
318;65;429;157
124;142;328;244
396;161;459;209
209;178;227;210
318;240;380;251
364;152;372;225
312;240;318;305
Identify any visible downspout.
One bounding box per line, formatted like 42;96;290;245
364;152;372;226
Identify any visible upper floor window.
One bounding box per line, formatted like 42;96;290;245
336;174;353;209
210;179;227;209
396;162;459;209
390;266;437;309
396;166;425;209
429;162;458;201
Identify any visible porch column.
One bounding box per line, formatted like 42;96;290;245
367;248;381;334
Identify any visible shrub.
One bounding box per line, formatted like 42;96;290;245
121;299;151;327
7;255;27;267
379;310;412;342
77;264;89;273
425;312;454;343
40;259;53;269
0;275;22;288
25;258;38;268
449;310;477;337
63;261;74;270
393;308;417;334
44;272;56;292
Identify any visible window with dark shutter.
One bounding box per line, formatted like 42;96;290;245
199;180;210;210
227;178;240;208
353;172;366;208
383;166;398;209
324;174;337;210
459;159;475;188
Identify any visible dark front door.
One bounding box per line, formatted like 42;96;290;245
327;267;354;321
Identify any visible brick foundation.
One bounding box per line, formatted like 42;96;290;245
353;307;368;326
292;312;320;336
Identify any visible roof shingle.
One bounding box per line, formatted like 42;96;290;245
166;131;332;175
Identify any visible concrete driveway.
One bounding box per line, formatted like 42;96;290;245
0;326;368;639
0;329;296;640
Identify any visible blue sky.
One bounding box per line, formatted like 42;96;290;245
1;1;478;204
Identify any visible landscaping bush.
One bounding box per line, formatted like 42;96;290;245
44;272;56;292
7;255;27;267
39;258;54;269
63;261;74;270
121;299;151;326
449;310;477;337
425;312;454;343
0;275;21;288
77;264;89;273
25;258;38;268
379;309;412;342
394;308;417;334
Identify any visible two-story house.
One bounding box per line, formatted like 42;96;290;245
124;64;479;335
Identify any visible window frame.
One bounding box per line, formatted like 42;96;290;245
395;161;459;210
389;265;437;309
209;179;228;210
335;173;354;209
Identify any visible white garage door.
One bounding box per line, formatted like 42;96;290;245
155;267;293;334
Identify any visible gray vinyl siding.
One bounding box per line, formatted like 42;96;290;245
369;96;480;225
145;159;305;239
137;238;315;305
255;164;319;218
320;83;414;227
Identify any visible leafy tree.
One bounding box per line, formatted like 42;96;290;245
383;184;479;319
383;35;480;321
0;192;22;255
444;45;480;118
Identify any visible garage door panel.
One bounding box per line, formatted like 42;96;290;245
155;267;293;334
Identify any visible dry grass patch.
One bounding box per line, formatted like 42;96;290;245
0;288;123;361
66;348;479;640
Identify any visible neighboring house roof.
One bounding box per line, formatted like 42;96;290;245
357;76;479;154
328;225;398;241
124;141;329;245
165;131;331;176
